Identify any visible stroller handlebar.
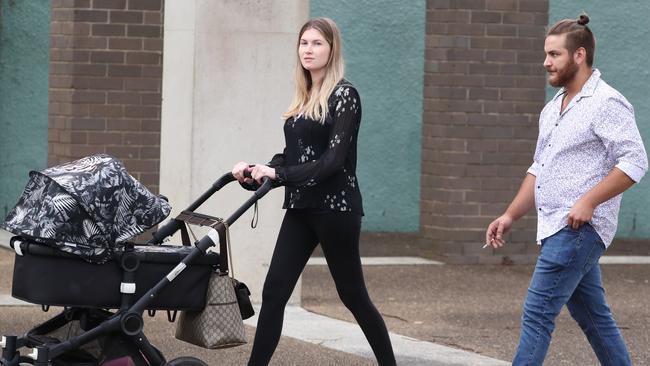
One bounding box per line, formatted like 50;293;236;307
147;172;273;245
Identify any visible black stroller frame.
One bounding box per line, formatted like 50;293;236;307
1;172;271;366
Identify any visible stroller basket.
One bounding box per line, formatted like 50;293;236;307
11;238;219;311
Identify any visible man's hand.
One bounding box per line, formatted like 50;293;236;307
485;214;514;248
567;198;595;229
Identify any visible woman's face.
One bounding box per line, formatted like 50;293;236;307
299;28;331;73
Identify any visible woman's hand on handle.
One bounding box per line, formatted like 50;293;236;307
232;161;254;184
250;164;276;184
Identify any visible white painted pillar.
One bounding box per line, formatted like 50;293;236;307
161;0;308;304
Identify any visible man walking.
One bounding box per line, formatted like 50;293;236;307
485;15;647;366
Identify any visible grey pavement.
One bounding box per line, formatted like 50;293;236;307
2;229;650;365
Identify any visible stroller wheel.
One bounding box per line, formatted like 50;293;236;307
163;357;207;366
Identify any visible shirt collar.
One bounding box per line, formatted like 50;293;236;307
551;68;602;102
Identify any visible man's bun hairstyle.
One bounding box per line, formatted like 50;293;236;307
577;14;590;26
547;13;596;66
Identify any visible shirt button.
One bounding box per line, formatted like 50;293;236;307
542;164;544;167
548;144;551;147
555;124;558;126
538;208;542;211
537;186;540;188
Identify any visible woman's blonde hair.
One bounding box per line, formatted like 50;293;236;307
282;17;344;123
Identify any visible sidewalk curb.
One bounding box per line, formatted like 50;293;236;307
244;305;510;366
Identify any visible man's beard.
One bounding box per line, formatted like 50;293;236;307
547;58;578;88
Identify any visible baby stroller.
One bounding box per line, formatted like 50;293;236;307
0;155;271;366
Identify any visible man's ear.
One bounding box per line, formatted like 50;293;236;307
574;47;587;65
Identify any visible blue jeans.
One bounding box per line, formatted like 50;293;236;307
513;224;631;366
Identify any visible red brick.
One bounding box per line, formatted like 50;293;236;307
70;118;106;130
110;11;143;24
143;11;162;25
124;78;160;91
93;0;126;9
72;91;107;103
143;38;163;51
74;10;108;22
446;23;485;36
140;146;159;159
486;24;517;36
91;50;125;63
88;132;123;144
450;0;485;10
107;91;140;104
52;9;75;22
109;38;142;50
519;0;548;13
470;11;501;23
92;24;126;36
140;93;161;105
127;25;161;38
72;77;124;90
51;50;90;62
127;0;161;11
141;65;162;77
72;36;108;49
89;104;124;118
485;0;517;11
126;52;160;64
123;132;160;145
141;120;160;131
108;65;142;77
107;118;142;130
125;106;159;118
70;144;104;157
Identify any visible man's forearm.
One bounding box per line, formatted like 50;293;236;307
581;167;635;208
504;173;537;221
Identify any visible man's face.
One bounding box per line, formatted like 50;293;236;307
543;34;579;88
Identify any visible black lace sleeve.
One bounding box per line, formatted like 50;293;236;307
275;85;361;187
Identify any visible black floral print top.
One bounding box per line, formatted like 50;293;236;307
270;79;363;215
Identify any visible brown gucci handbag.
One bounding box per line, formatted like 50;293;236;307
175;220;247;349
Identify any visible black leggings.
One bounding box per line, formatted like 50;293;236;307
248;209;396;366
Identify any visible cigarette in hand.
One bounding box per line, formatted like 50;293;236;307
482;243;490;249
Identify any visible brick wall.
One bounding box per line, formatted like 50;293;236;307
421;0;548;264
48;0;163;192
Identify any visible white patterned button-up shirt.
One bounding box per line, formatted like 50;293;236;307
527;69;648;247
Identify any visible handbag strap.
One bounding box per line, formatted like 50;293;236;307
211;221;234;277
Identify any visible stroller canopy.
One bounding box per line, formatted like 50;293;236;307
2;154;171;262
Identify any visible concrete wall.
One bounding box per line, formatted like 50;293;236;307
549;1;650;239
161;0;308;303
311;0;426;232
0;0;50;218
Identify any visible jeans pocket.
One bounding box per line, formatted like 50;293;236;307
580;226;605;274
540;227;581;267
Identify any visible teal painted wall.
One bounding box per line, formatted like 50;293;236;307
311;1;425;231
549;1;650;238
0;0;49;218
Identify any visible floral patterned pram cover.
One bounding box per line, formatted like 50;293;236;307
1;154;171;263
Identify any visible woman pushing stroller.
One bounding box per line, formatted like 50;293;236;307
232;17;396;366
